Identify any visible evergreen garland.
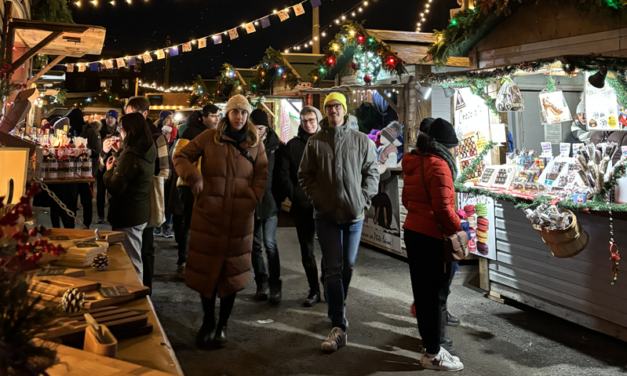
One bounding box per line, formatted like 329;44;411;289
187;75;213;108
251;47;299;95
605;74;627;109
309;20;406;85
216;63;244;100
426;0;627;67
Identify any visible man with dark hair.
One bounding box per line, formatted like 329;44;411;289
202;104;220;130
121;96;170;292
278;106;323;307
170;106;220;279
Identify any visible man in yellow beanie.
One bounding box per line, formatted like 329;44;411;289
299;92;380;353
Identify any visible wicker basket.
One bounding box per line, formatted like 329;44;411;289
533;210;589;258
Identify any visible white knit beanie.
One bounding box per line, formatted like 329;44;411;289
224;94;251;115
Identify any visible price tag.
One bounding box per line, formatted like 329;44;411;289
541;142;553;157
560;143;571;157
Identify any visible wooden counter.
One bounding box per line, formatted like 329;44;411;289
43;228;184;376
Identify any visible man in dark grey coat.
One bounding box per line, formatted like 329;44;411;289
299;93;379;353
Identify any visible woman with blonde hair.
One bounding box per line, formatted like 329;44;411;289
174;94;268;348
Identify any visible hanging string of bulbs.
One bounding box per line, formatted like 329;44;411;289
416;0;434;32
138;80;193;93
284;0;374;53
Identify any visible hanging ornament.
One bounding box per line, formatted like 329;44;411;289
363;74;372;84
91;252;110;271
350;61;361;71
496;77;525;112
61;288;85;313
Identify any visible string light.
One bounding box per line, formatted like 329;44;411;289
416;0;435;32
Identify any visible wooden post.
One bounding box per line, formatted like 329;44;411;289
0;1;13;68
479;258;490;291
135;77;139;96
312;7;320;54
164;36;171;87
26;55;65;86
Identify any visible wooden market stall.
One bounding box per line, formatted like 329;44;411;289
422;1;627;342
300;26;468;258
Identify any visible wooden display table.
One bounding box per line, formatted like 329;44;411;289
43;228;184;376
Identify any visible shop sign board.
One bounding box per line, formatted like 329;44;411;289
457;193;496;260
362;174;402;254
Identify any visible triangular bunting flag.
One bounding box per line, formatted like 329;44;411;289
142;53;152;63
156;49;166;60
198;38;207;48
229;28;239;40
66;63;74;73
90;63;99;71
182;42;192;52
78;64;85;72
213;35;222;44
310;0;321;8
128;56;136;65
104;60;113;69
293;4;305;16
245;22;256;34
116;58;126;68
277;9;290;22
260;16;271;29
170;46;179;56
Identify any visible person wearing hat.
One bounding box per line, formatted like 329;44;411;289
402;118;463;371
299;93;379;353
566;99;595;146
278;106;323;307
248;109;282;304
174;94;268;348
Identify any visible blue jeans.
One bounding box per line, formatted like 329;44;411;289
252;215;281;284
315;219;363;329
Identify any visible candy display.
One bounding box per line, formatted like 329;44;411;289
524;204;573;231
496;79;525;112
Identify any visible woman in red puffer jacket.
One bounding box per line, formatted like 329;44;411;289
402;118;462;371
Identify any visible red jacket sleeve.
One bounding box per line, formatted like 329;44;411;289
428;162;460;236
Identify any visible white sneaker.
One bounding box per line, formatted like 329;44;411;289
420;347;464;371
321;327;346;353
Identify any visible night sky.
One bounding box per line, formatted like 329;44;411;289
71;0;459;86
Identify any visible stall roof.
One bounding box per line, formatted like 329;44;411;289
12;19;106;57
365;29;469;68
282;53;324;81
299;83;405;93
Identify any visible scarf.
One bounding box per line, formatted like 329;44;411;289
417;133;458;179
225;125;246;144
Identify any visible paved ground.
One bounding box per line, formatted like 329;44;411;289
37;206;627;376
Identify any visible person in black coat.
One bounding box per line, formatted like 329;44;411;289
96;110;118;224
249;109;282;304
278;106;323;307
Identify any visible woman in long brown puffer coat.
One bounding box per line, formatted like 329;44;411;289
173;94;268;348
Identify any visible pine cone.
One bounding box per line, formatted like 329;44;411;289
61;288;85;313
91;252;110;271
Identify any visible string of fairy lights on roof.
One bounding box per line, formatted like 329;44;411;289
416;0;433;32
284;0;373;53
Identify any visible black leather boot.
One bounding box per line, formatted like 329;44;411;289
304;289;321;307
268;280;282;305
213;324;227;348
196;317;216;348
252;275;269;301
